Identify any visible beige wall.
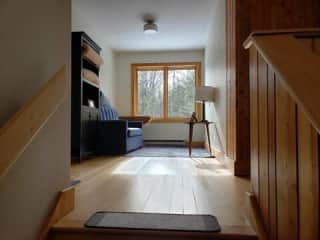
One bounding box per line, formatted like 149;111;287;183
0;0;71;239
100;48;116;103
114;50;205;141
72;3;116;104
205;0;227;152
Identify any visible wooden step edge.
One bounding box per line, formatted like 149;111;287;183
245;192;267;240
51;219;258;240
38;186;75;240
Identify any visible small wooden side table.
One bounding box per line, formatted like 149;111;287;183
184;120;215;157
119;116;152;125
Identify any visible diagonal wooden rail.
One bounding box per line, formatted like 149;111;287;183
244;29;320;240
0;66;67;179
244;30;320;134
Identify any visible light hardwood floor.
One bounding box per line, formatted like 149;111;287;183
61;155;250;228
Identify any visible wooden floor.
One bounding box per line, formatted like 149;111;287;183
53;155;255;239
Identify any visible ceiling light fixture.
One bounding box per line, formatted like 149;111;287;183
144;20;158;34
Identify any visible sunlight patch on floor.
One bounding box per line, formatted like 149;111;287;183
111;157;232;176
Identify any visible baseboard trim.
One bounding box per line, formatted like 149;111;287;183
205;142;235;173
144;140;184;143
245;192;267;240
144;140;206;149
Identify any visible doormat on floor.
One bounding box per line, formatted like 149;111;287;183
85;212;221;232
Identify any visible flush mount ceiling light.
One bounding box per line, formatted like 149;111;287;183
143;20;158;34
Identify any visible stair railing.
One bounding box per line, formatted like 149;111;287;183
0;66;67;179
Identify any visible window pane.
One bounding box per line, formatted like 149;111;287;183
168;69;196;117
137;70;164;117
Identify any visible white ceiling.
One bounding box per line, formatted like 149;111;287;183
72;0;215;51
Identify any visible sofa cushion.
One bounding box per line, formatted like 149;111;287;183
100;93;112;107
128;127;143;137
100;106;119;120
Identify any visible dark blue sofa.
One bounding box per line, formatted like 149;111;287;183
98;105;143;155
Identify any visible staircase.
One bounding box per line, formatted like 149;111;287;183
50;222;257;240
245;29;320;240
0;66;75;240
3;29;320;240
0;65;258;240
0;64;258;240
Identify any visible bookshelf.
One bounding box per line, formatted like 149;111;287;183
71;32;103;162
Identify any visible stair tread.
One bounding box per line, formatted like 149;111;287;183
51;219;257;240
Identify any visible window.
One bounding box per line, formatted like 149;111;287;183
132;63;201;122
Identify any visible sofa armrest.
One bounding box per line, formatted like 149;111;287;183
97;120;128;154
128;121;143;128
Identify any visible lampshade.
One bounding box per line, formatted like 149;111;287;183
195;86;215;102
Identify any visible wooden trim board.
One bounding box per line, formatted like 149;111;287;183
245;34;320;133
245;192;267;240
131;62;202;122
0;66;67;179
205;143;235;172
244;29;320;49
38;187;75;240
51;220;257;240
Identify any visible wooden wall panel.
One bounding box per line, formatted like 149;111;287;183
226;0;320;176
249;0;320;30
249;47;259;198
267;67;277;240
275;79;298;240
226;0;236;161
248;35;320;240
294;39;319;240
234;0;251;175
257;55;269;230
297;108;319;240
313;38;320;54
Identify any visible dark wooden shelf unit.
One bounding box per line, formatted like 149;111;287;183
71;32;102;162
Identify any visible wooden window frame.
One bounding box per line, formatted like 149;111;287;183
131;62;202;123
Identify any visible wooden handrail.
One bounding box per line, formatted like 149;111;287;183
244;30;320;134
243;28;320;48
0;66;67;179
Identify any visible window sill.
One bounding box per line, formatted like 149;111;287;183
150;118;190;123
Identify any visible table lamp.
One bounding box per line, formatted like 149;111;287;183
195;86;215;122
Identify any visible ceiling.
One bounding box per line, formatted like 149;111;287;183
72;0;215;51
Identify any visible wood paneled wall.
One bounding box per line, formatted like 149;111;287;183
226;0;236;161
226;0;320;176
249;37;320;240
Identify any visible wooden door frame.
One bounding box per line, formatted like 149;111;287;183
226;0;251;176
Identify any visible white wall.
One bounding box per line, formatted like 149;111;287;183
0;0;71;239
72;2;115;104
100;49;115;103
205;0;227;152
114;50;205;141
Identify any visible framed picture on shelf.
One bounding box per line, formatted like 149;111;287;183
88;99;96;108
